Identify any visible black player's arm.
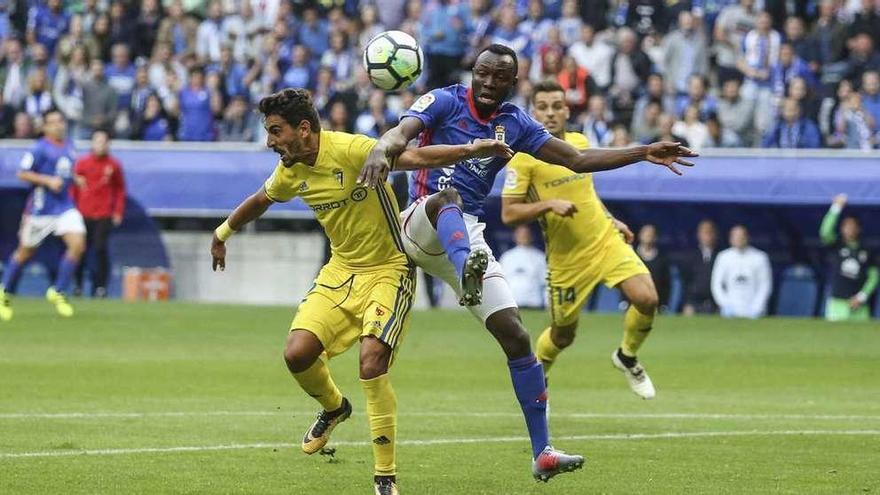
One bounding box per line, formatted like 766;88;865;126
501;195;559;226
359;116;425;186
534;138;697;175
396;139;514;171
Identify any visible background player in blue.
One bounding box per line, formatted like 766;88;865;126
0;110;86;321
359;44;697;481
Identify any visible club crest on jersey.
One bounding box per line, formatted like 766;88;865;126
299;181;309;192
494;125;506;143
334;169;344;186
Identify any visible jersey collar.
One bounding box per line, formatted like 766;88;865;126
466;87;499;125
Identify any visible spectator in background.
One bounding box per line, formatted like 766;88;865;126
56;14;98;64
654;113;689;147
105;43;136;128
683;219;719;316
500;225;547;310
196;0;225;63
569;24;614;89
175;65;220;141
355;90;396;138
762;98;823;148
848;0;880;47
281;45;315;91
632;99;663;143
133;93;171;141
0;91;14;137
714;0;757;83
663;11;709;97
626;0;668;37
738;11;781;140
26;0;69;55
326;100;352;132
610;123;635;147
845;33;880;85
636;224;670;311
134;0;163;61
321;32;356;85
608;28;652;119
1;38;28;109
148;43;187;99
788;76;821;123
784;16;817;70
582;94;614;146
156;0;198;58
80;59;117;140
13;111;35;138
218;95;257;141
210;44;249;98
833;92;877;149
491;6;532;70
557;55;596;116
771;43;818;102
558;0;583;47
520;0;554;48
24;69;53;131
711;225;772;319
72;130;126;298
820;194;878;322
717;78;754;146
673;104;711;151
860;71;880;129
357;4;386;52
107;1;135;50
299;8;330;58
810;0;848;75
675;75;718;119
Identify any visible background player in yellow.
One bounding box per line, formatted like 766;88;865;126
209;88;512;495
501;80;669;400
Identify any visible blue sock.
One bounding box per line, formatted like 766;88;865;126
1;256;24;293
54;257;78;295
435;205;470;279
508;354;550;458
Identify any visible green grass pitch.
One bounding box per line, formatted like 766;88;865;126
1;299;878;494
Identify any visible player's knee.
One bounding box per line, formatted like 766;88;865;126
551;325;577;349
359;339;391;379
283;343;316;374
632;289;659;315
498;323;532;358
436;186;463;207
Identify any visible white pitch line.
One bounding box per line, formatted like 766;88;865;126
1;411;880;421
2;430;879;460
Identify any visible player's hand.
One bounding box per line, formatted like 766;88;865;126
613;218;634;244
211;234;227;272
548;199;577;217
469;139;514;160
833;194;848;208
645;142;698;175
112;214;123;227
46;176;64;193
358;149;392;188
848;295;863;310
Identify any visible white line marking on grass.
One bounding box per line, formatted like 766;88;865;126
2;430;879;460
2;411;880;421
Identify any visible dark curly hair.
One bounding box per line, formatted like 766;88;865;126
258;88;321;131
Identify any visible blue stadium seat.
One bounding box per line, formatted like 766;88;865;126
774;265;819;317
594;285;624;313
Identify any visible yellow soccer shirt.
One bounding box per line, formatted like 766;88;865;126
502;131;615;269
264;131;408;271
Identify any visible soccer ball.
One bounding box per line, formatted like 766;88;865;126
363;30;423;91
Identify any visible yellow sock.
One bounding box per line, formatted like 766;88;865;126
621;305;655;357
361;373;397;476
536;327;562;374
292;357;344;412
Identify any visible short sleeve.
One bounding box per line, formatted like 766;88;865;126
345;133;378;170
401;89;455;130
20;151;35;171
263;162;298;203
501;154;533;197
513;111;553;155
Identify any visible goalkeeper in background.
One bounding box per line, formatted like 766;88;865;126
820;194;878;321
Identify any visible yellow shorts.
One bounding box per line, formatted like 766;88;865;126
291;262;416;360
547;230;649;327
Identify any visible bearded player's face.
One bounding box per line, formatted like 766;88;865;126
264;114;308;167
471;51;517;113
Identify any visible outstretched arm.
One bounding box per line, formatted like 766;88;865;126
534;138;697;175
820;194;846;246
211;187;274;271
500;196;577;226
359;117;425;186
396;139;513;171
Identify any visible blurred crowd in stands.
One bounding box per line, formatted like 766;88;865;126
1;0;879;149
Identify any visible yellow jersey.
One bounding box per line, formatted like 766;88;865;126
502;131;615;269
264;131;408;272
